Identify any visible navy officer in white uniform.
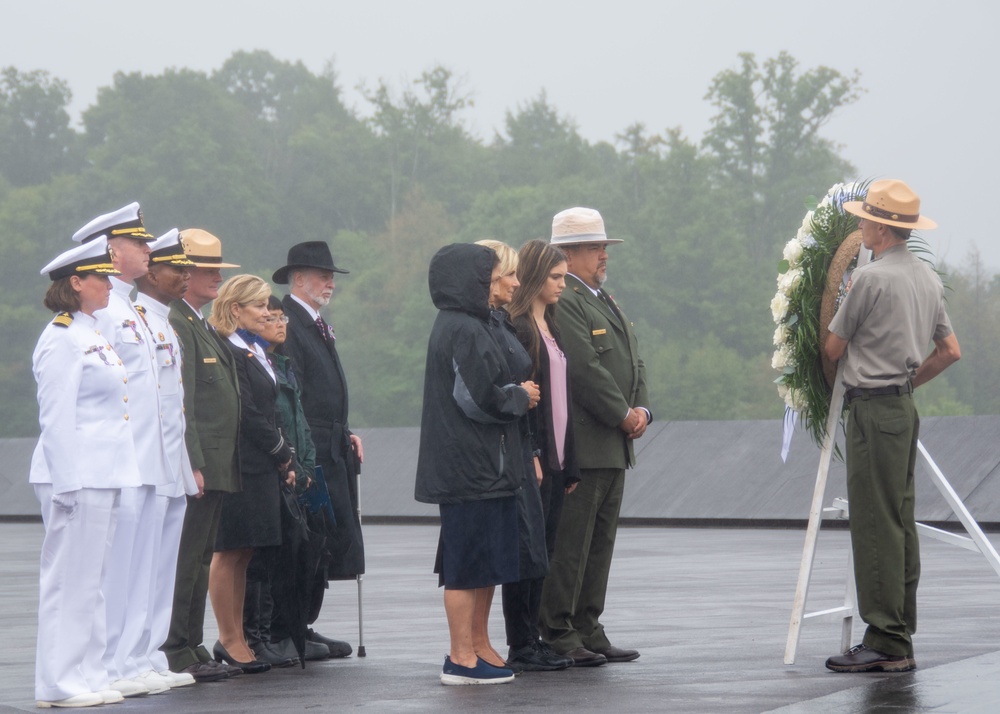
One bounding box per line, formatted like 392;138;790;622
31;236;141;708
73;204;171;697
131;229;200;688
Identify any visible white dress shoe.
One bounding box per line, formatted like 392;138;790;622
35;692;105;708
107;678;150;697
134;671;171;694
95;690;124;704
157;669;196;687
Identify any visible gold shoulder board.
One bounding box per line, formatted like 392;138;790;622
52;312;73;328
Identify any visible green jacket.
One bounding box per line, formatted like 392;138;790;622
271;351;317;490
169;299;241;493
557;275;651;469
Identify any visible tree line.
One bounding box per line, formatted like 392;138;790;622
0;51;994;438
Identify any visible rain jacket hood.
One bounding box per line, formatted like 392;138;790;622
428;243;494;320
414;243;531;505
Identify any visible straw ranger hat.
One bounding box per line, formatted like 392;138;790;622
179;229;240;269
550;207;624;246
842;179;937;231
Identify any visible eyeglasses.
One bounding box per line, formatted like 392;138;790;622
264;315;289;324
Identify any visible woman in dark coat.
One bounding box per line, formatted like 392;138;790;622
502;239;582;671
209;275;293;673
243;295;327;666
415;243;539;685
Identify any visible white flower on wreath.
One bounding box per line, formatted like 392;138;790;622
813;204;835;232
784;386;808;412
771;343;794;371
782;237;804;267
778;267;803;295
770;291;790;323
800;211;814;233
773;323;790;347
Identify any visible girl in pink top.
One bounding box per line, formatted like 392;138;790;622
502;239;582;672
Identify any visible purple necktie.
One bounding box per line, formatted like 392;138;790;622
315;315;331;342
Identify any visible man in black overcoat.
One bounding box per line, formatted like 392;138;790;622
272;241;363;658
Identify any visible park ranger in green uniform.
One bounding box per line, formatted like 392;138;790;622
539;207;651;667
824;179;961;673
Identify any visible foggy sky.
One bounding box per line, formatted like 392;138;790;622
2;0;996;270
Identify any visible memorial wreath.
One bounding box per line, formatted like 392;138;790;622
771;180;868;450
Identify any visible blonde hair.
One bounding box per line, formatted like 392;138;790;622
210;274;271;336
474;239;518;277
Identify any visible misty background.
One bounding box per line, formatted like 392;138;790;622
1;0;997;437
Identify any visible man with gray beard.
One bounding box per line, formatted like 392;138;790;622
539;207;651;667
274;241;363;659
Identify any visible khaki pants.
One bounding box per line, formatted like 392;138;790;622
846;392;920;657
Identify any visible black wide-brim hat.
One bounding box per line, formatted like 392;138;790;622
272;241;349;284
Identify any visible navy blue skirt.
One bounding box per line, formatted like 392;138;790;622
435;495;519;589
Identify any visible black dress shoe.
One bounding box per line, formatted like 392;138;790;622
212;640;272;674
507;641;573;672
563;647;608;667
825;644;916;673
537;641;575;668
252;642;296;668
307;629;352;658
207;659;243;678
177;662;229;682
271;637;305;664
304;640;331;661
594;645;640;663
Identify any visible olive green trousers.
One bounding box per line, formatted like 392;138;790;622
846;392;920;657
539;467;625;653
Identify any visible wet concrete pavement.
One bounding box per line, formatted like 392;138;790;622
2;523;999;713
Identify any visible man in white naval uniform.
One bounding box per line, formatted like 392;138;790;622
131;229;200;688
31;237;140;708
74;203;171;697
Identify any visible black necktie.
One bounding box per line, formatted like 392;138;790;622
599;290;622;326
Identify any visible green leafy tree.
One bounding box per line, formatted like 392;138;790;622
494;91;598;188
702;52;862;261
0;67;81;186
334;191;457;426
362;66;485;229
80;69;281;266
935;250;1000;414
212;50;354;187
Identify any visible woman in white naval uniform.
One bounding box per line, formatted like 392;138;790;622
31;237;141;708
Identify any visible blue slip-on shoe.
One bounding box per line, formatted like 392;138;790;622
440;656;515;685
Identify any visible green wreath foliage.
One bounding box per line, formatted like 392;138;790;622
771;181;868;449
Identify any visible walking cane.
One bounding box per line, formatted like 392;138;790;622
356;464;366;657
